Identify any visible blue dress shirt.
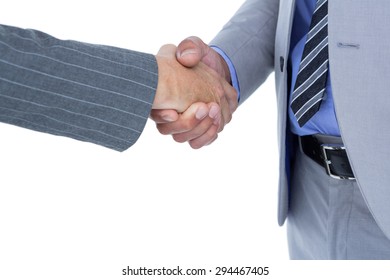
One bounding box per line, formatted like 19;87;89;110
288;0;340;136
214;0;340;136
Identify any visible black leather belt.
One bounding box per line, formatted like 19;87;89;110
300;135;355;180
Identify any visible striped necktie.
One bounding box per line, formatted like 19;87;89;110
291;0;329;127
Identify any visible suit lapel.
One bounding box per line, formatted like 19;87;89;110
275;0;296;226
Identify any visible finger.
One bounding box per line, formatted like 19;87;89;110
174;102;221;145
188;124;219;149
221;77;238;114
208;103;222;126
216;80;237;131
218;98;229;133
155;102;209;135
172;115;214;143
157;44;177;58
150;109;179;124
176;36;209;68
225;84;239;114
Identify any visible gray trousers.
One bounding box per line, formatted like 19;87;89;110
287;136;390;259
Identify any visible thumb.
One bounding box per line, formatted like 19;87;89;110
176;36;209;68
150;109;179;124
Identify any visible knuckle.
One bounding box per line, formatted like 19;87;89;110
156;125;169;135
204;127;218;141
218;121;225;133
226;114;233;124
215;85;225;98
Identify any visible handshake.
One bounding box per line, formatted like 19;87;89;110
151;37;238;149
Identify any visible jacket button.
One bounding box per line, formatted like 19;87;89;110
280;56;285;72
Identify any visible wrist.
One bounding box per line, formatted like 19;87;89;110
218;54;232;84
210;46;240;102
210;46;232;84
154;54;173;110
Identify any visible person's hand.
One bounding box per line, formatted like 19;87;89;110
151;101;222;149
153;44;236;113
177;36;232;88
151;37;238;149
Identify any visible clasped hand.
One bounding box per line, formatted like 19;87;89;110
152;37;238;148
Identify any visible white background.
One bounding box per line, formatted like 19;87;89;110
0;1;387;279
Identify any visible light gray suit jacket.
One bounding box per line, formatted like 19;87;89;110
211;0;390;239
0;24;158;151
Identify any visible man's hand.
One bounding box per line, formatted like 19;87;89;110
177;36;232;89
153;44;236;113
151;102;222;149
151;37;238;149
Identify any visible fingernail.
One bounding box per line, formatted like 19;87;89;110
195;107;208;120
178;49;197;58
209;105;219;119
162;114;175;122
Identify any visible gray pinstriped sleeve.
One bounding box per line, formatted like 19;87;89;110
0;24;158;151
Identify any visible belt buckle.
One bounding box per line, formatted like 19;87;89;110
321;144;355;180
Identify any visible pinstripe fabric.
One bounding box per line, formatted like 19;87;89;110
0;24;158;151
